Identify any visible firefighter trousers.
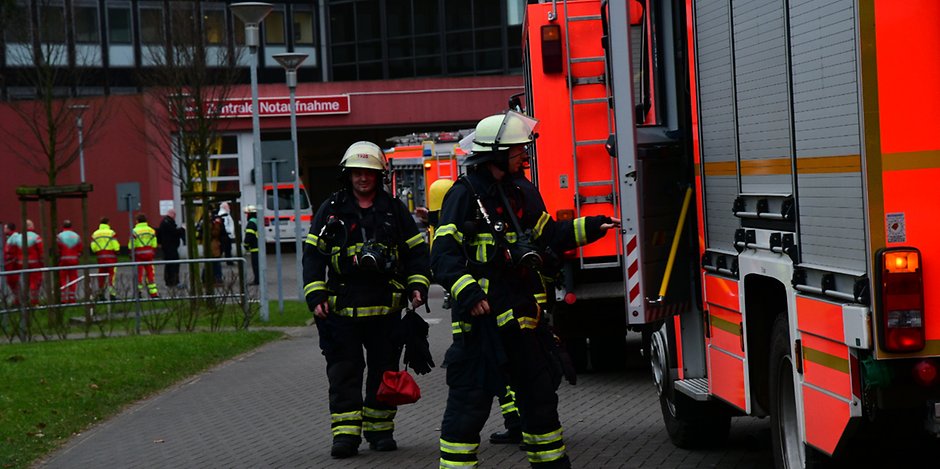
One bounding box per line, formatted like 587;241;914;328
440;325;569;468
497;385;521;432
315;310;402;445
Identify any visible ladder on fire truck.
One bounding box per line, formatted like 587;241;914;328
562;2;622;270
424;139;458;182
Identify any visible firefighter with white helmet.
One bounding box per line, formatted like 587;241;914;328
243;205;259;285
302;140;431;459
432;111;620;468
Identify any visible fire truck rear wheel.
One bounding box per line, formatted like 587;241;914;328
769;314;825;469
650;324;730;449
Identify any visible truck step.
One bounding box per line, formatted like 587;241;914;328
570;56;605;64
577;180;614;187
576;139;608;146
567;14;602;22
572;97;608;105
674;378;710;401
581;260;621;270
573;75;606;86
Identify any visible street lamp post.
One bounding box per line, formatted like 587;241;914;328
272;52;308;302
230;2;273;321
68;104;92;300
68;104;89;183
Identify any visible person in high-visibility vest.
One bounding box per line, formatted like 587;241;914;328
90;217;119;300
129;213;159;298
56;219;82;304
243;205;259;285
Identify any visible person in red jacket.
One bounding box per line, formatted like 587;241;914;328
3;223;21;304
23;219;44;306
56;220;82;304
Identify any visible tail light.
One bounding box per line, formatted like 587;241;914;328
879;248;925;353
541;24;563;74
914;360;938;387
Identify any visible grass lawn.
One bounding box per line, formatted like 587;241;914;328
256;300;312;327
0;330;283;469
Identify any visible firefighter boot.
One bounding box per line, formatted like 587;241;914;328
330;435;360;459
489;428;523;445
367;431;397;452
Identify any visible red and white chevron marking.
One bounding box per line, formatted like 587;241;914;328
625;234;642;308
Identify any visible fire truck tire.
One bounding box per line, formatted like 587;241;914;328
650;324;730;449
769;314;825;469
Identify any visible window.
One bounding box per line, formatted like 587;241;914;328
388;38;412;59
415;56;442;76
170;2;197;45
389;58;414;79
293;9;315;45
266;188;310;210
74;6;100;43
40;4;66;43
5;3;31;43
233;16;245;45
330;3;355;42
472;0;500;28
356;2;379;41
386;2;412;37
140;7;164;44
413;0;439;34
265;10;285;44
414;36;440;55
108;7;132;44
204;9;226;45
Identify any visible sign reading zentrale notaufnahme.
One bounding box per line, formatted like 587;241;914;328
209;95;350;118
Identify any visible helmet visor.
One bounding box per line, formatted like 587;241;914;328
494;111;540;146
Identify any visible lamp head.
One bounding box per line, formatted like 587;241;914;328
272;53;308;71
230;2;273;48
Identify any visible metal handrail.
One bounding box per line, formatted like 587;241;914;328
0;257;251;338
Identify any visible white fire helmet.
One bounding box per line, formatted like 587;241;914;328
470;110;540;153
339;141;388;172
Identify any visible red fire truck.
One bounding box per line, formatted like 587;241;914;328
385;132;469;211
523;0;940;466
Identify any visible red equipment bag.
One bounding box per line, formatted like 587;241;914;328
376;369;421;406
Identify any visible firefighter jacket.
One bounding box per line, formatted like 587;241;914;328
302;189;431;317
4;231;21;270
90;224;119;260
129;222;157;256
56;229;83;264
243;217;259;253
431;168;611;336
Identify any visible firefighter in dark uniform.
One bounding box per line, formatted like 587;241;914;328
432;111;620;468
302;141;431;459
430;178;523;447
243;205;259;285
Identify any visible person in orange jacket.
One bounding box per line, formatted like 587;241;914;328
90;217;119;300
129;213;159;298
56;220;82;304
3;223;21;304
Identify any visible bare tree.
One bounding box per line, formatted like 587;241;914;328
136;0;245;295
0;0;110;309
